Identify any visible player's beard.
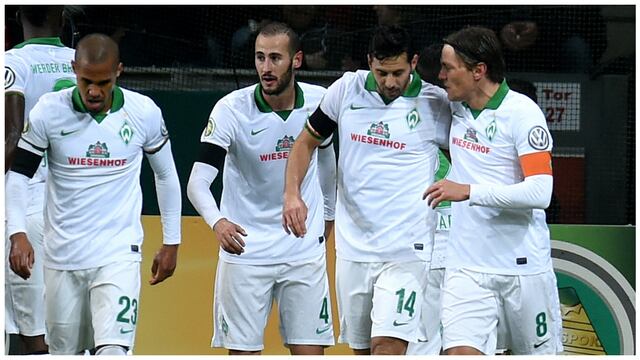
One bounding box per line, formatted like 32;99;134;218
262;62;294;96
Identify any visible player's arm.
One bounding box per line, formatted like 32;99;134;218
317;136;336;240
425;151;553;209
186;143;247;255
145;141;182;285
283;108;337;237
5;93;25;173
6;144;45;280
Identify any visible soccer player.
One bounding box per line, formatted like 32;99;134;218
4;5;75;355
406;150;451;355
186;22;336;355
425;26;562;355
283;25;451;355
5;33;182;355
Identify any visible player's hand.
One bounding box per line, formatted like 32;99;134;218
282;193;308;238
9;232;34;280
213;218;247;255
149;244;179;285
423;179;470;208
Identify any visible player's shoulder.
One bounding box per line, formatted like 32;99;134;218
297;81;326;95
419;80;448;100
120;86;159;109
219;83;257;109
30;87;73;119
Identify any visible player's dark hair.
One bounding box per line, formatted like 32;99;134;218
19;5;63;28
368;25;415;62
258;21;301;56
444;26;505;83
417;43;443;86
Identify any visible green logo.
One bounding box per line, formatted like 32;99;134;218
349;104;367;110
251;127;268;136
486;119;497;141
367;121;390;139
221;316;229;336
392;320;409;327
119;328;134;334
406;108;421;130
276;135;295;151
204;117;215;137
315;325;332;335
86;141;110;158
120;121;133;145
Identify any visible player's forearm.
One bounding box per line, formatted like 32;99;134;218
5;94;25;172
147;142;182;245
187;162;224;229
285;132;318;197
469;174;553;209
317;144;337;221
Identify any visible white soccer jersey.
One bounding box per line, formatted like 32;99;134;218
429;150;452;270
18;86;170;270
201;82;327;265
5;37;75;215
446;81;554;275
319;70;450;262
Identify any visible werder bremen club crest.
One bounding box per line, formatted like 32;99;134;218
86;141;110;158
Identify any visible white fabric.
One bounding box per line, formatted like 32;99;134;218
447;89;554;274
318;70;451;262
200;82;327;265
5;171;30;236
16;87;171;270
44;261;141;355
406;267;445;355
5;39;75;215
5;212;46;336
146;142;182;245
317;144;337;221
470;174;552;209
187;162;223;229
335;258;429;349
212;253;334;350
441;268;562;355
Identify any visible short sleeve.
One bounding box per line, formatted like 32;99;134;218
143;100;170;152
512;100;553;156
5;54;28;95
19;95;50;154
318;74;348;123
200;98;236;150
434;89;452;149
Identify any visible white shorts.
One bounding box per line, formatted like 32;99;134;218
441;268;562;355
336;258;428;350
5;212;46;336
211;252;334;351
44;261;141;355
406;267;444;355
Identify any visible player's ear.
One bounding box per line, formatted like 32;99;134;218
473;62;486;81
293;50;303;69
410;53;418;71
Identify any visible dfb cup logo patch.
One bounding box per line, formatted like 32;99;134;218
528;126;550;150
204;117;215;137
5;66;16;89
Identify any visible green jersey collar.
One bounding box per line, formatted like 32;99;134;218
72;86;125;123
14;37;65;49
365;70;422;104
463;79;510;118
254;82;305;114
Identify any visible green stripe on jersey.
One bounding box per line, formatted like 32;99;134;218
14;37;65;49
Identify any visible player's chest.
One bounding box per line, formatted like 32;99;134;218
48;112;143;162
235;110;312;156
340;98;435;152
450;109;515;160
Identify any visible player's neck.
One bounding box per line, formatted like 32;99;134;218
23;27;59;41
263;83;296;112
467;80;501;110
